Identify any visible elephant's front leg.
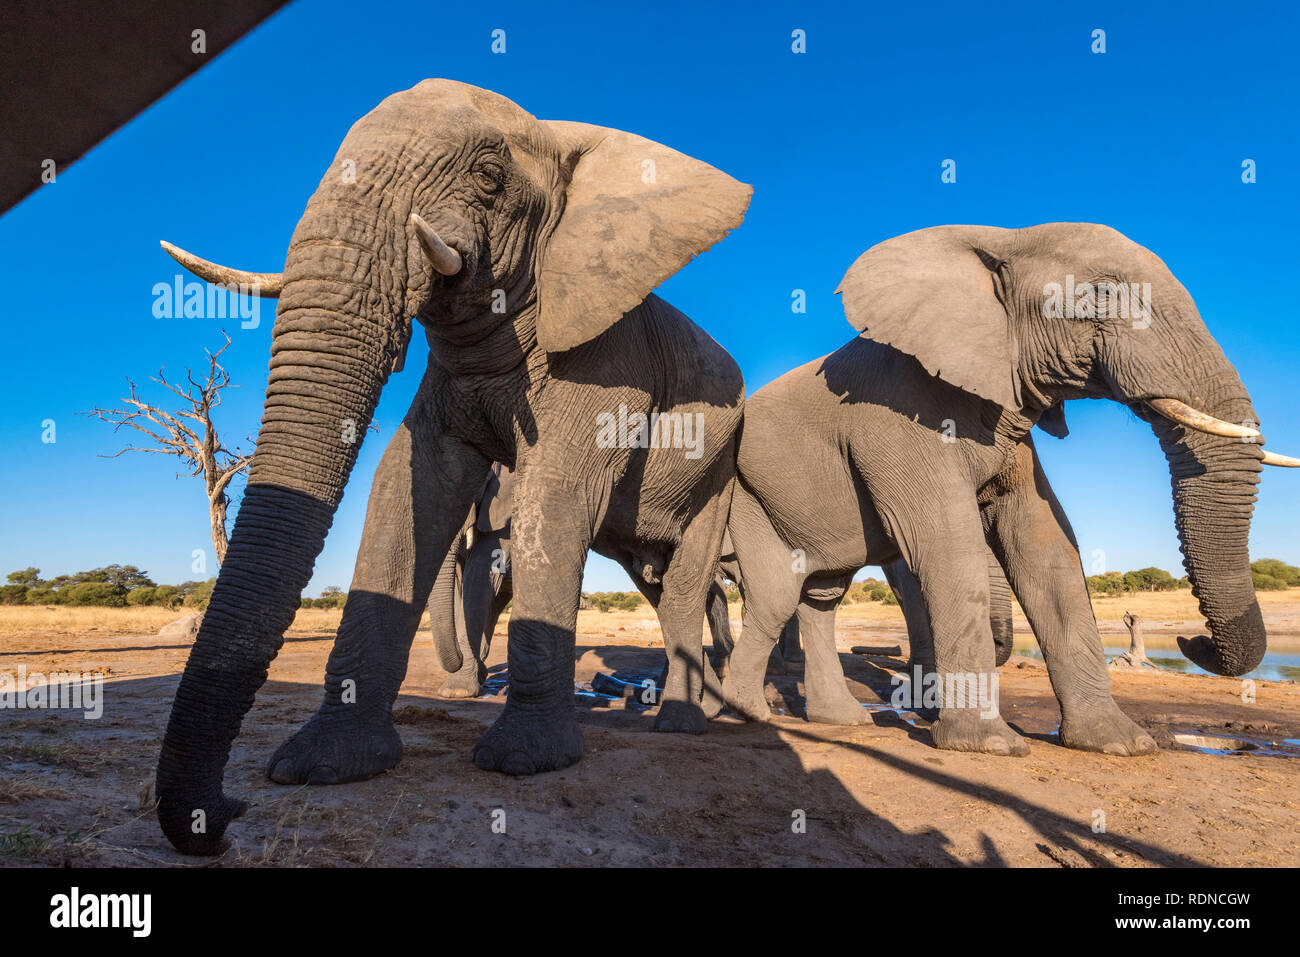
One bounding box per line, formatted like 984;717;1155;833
983;441;1156;756
886;490;1029;756
268;417;491;784
472;475;586;775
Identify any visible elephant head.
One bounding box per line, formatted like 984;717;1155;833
837;222;1297;677
155;79;749;853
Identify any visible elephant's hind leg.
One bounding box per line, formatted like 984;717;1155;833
652;480;732;734
720;485;802;722
879;482;1028;756
268;409;491;785
798;593;869;725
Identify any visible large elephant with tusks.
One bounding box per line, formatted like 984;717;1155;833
155;80;750;854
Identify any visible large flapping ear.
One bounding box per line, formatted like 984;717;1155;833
836;225;1021;410
536;120;751;353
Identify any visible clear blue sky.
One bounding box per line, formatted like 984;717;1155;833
2;0;1297;594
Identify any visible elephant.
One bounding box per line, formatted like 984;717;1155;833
431;463;737;698
154;79;751;854
721;222;1296;756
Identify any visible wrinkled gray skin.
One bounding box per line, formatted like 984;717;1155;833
723;223;1276;757
884;548;1014;721
155;80;750;854
886;535;1015;676
432;464;736;697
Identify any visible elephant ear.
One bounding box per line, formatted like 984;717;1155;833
836;226;1022;410
1036;403;1069;438
536;120;751;353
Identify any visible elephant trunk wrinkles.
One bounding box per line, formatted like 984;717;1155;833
1153;376;1265;677
158;222;404;853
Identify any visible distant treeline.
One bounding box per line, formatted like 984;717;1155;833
7;560;1298;612
1087;560;1300;596
1;566;347;611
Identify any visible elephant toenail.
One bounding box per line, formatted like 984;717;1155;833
500;752;535;776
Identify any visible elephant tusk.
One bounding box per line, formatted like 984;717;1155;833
1146;398;1262;441
1262;450;1300;467
159;241;283;297
409;213;463;276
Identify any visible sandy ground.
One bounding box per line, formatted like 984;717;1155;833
2;595;1299;867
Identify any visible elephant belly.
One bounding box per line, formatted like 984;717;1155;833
736;387;890;576
541;294;745;561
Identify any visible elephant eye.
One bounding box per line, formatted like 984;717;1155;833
472;164;505;193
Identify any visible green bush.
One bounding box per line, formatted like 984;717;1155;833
1121;567;1179;592
1252;559;1300;588
1253;573;1290;591
314;586;347;609
152;585;181;609
583;591;644;613
62;581;127;607
24;588;58;605
185;579;217;610
0;584;28;605
842;578;897;605
126;586;157;605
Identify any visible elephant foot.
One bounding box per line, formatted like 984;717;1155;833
1060;702;1157;756
930;710;1029;756
267;711;402;785
158;791;248;856
436;666;484;699
473;704;583;775
805;689;870;726
721;672;772;722
653;699;709;734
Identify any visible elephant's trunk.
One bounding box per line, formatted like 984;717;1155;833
430;536;465;673
157;195;407;854
1150;374;1265;677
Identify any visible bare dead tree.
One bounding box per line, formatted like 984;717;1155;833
1111;611;1156;669
82;332;251;564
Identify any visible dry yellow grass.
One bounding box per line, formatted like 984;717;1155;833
0;604;359;639
0;604;182;638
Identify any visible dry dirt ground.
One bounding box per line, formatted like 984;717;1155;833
2;596;1299;868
